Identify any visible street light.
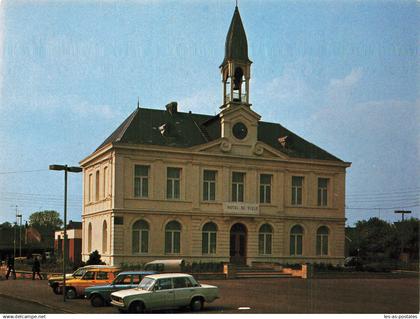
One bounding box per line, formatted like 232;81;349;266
49;164;82;302
17;214;22;257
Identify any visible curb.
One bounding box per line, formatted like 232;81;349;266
0;293;75;314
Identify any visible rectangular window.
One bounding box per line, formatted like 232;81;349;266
232;172;245;202
141;229;149;253
290;234;303;256
317;178;329;206
165;230;181;254
296;235;303;255
167;167;181;199
290;235;295;256
260;174;272;204
132;231;139;253
291;176;303;205
134;165;149;198
203;170;216;201
95;171;100;202
103;167;108;199
202;231;217;254
133;229;149;254
316;234;329;256
88;174;93;203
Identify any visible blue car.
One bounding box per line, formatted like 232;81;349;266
85;271;156;307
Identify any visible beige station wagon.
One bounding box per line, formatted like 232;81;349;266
110;273;219;313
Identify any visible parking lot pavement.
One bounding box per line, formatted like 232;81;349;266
0;276;418;314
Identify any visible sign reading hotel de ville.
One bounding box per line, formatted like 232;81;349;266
223;202;259;215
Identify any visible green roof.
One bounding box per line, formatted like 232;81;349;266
96;106;343;162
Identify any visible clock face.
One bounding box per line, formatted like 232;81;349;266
232;122;248;140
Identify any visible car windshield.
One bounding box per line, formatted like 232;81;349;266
73;268;87;277
137;277;155;291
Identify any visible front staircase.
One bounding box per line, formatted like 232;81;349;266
235;264;294;279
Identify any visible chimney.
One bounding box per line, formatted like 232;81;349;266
166;101;178;115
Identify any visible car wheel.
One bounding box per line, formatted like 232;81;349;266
90;294;105;307
190;298;204;312
52;285;61;295
65;287;77;299
129;301;144;314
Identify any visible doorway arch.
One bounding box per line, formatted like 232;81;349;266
230;223;247;264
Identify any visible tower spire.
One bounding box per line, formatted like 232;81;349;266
220;5;252;108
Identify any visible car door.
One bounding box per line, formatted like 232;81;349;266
95;271;112;286
173;277;195;307
147;278;175;309
113;274;132;291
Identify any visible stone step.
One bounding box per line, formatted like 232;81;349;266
237;268;279;273
236;273;293;279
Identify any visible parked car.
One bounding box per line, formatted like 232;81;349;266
58;266;120;299
110;273;219;313
85;271;156;307
144;259;184;273
48;265;112;294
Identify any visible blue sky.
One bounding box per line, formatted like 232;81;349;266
0;0;418;226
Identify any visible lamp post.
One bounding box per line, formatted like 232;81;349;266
49;164;82;302
17;214;22;257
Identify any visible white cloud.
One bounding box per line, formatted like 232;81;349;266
326;68;363;107
177;88;220;115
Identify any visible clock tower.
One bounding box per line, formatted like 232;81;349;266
219;5;261;154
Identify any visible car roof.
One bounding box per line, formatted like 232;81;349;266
145;259;184;265
83;267;120;272
144;273;193;280
81;265;119;269
118;271;156;276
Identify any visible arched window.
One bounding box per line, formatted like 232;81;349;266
202;222;217;254
88;223;92;253
132;220;149;253
165;221;181;254
290;225;303;256
316;226;329;256
102;220;107;254
258;224;273;255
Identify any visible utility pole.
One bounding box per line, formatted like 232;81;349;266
11;205;18;258
394;210;411;222
17;214;22;257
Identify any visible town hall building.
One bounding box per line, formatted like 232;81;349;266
80;6;350;267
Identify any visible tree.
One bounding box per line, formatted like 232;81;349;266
29;211;63;229
29;210;63;249
348;217;398;260
0;222;13;229
347;217;420;262
85;250;105;265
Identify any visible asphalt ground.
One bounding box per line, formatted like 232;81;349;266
0;276;418;314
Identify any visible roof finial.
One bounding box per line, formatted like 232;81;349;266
236;0;238;7
137;97;140;109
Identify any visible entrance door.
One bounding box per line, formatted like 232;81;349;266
230;223;247;264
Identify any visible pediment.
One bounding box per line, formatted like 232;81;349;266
190;138;289;160
220;104;261;123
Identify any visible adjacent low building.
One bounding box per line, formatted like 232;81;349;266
54;220;82;265
80;6;350;267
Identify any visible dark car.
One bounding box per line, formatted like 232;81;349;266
84;271;156;307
